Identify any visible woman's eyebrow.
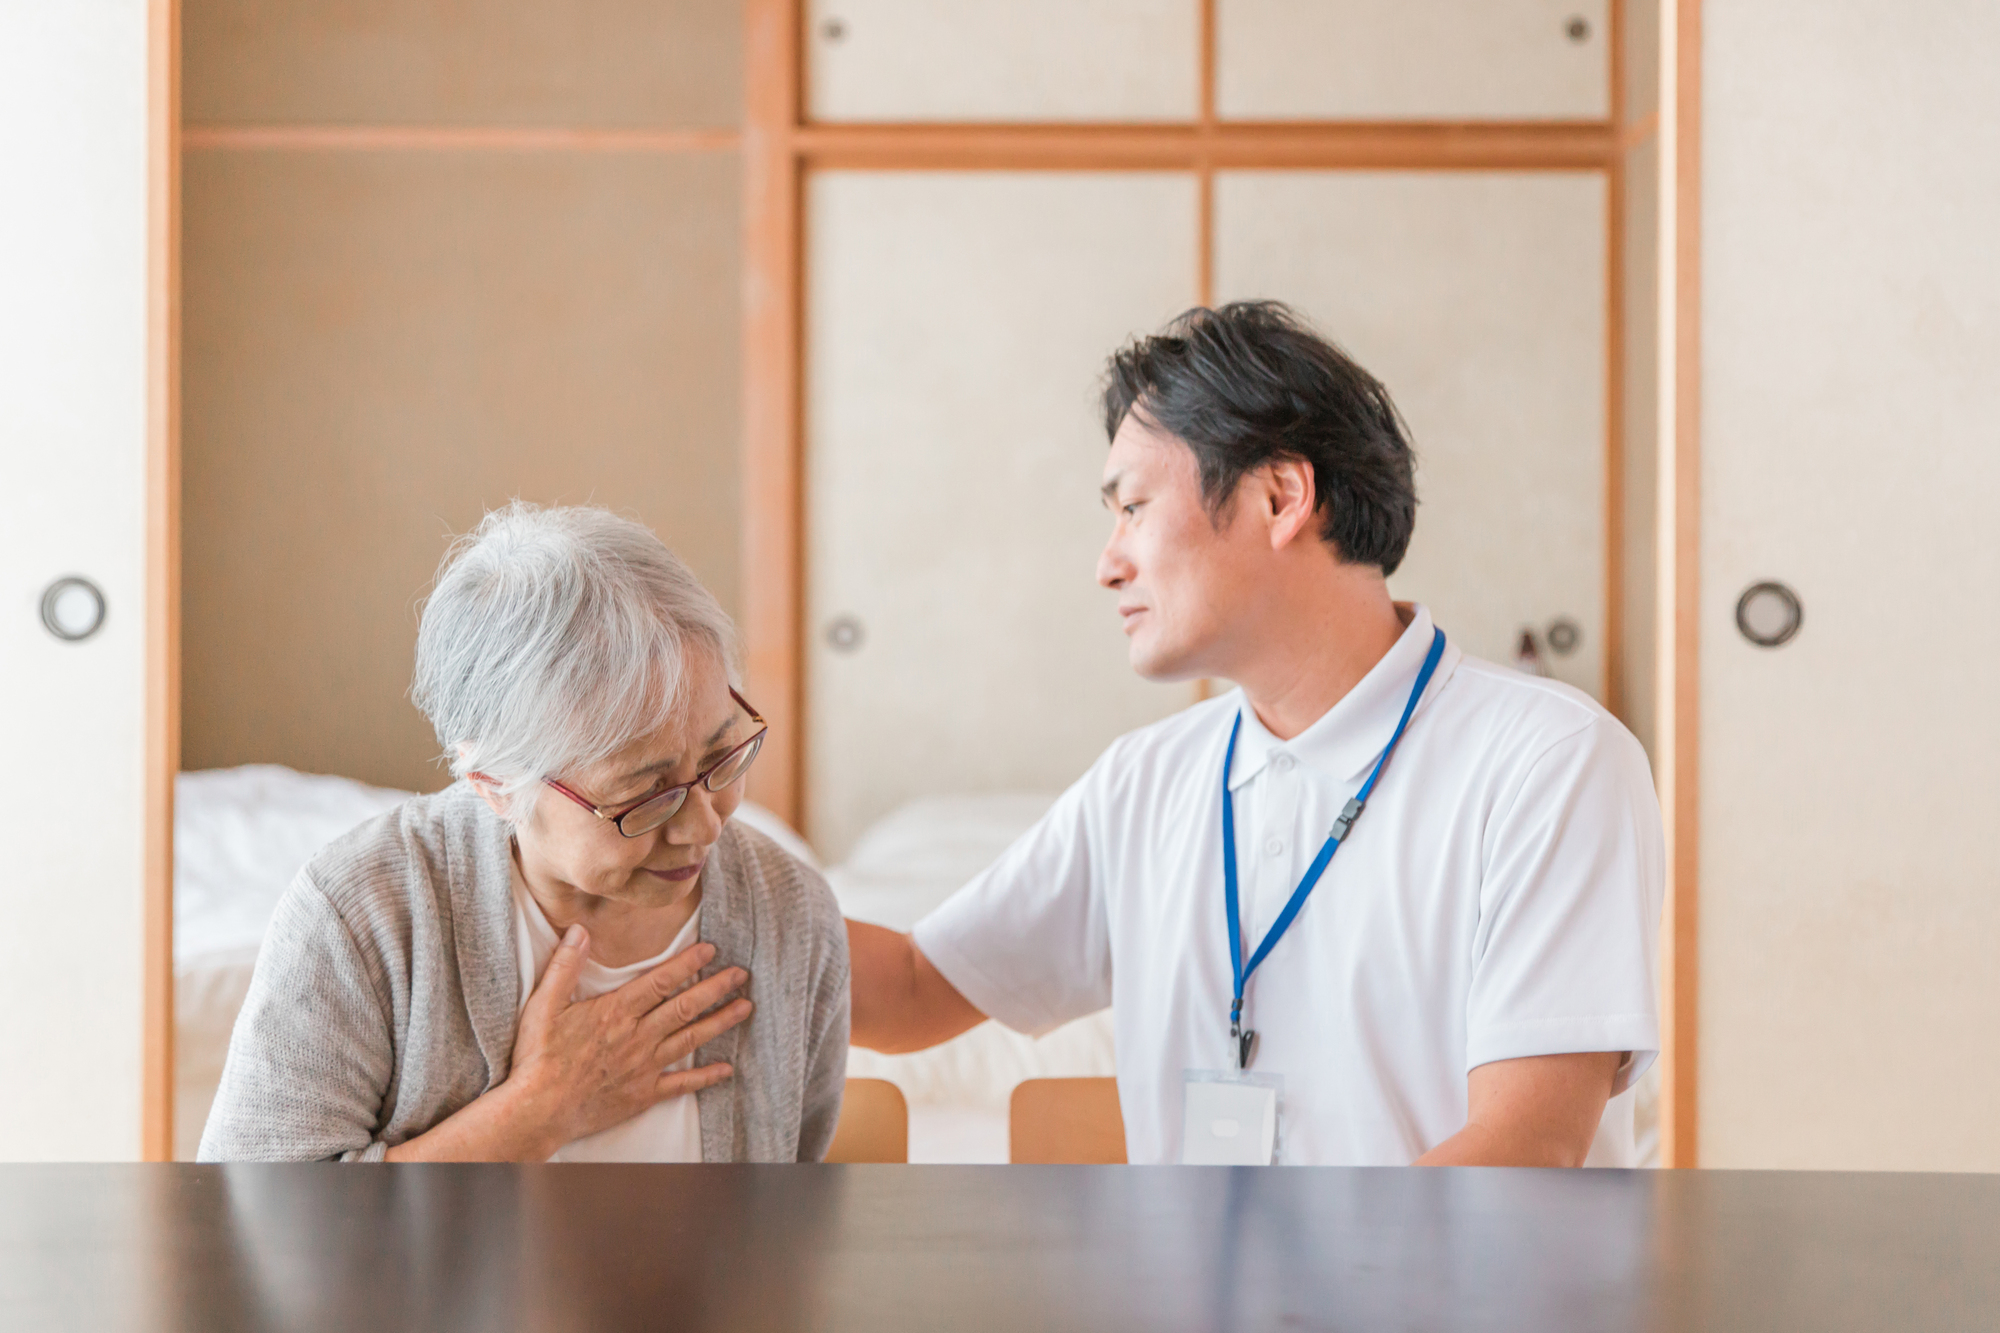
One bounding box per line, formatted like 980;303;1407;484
616;717;739;783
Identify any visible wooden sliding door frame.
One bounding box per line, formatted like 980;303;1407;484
144;0;181;1162
1656;0;1702;1171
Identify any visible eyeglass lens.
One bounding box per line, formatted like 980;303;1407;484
616;732;765;837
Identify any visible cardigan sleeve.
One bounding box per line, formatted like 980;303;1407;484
197;876;398;1162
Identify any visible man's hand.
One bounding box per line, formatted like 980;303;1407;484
847;921;987;1053
1414;1051;1623;1167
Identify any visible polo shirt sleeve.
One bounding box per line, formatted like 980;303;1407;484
911;771;1112;1037
1465;714;1664;1095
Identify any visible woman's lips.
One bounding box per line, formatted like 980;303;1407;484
645;861;703;883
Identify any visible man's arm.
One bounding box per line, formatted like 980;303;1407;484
846;920;988;1053
1414;1051;1621;1167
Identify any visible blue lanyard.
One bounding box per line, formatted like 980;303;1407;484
1222;627;1447;1070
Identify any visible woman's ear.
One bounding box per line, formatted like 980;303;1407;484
463;769;512;822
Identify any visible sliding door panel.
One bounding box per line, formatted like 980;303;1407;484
807;172;1197;859
806;0;1197;123
1216;171;1607;698
1216;0;1609;121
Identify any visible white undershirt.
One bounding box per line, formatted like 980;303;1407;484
510;861;703;1162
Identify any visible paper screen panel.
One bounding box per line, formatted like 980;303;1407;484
806;172;1197;859
806;0;1197;123
1216;0;1609;121
1215;171;1607;699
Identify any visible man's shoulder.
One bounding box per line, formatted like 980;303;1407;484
1438;654;1651;785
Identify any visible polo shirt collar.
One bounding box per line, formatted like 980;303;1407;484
1227;602;1461;792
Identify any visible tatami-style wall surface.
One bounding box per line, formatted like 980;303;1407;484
185;0;741;128
180;0;744;794
1698;0;2000;1170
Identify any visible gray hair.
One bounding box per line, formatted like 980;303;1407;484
411;502;738;822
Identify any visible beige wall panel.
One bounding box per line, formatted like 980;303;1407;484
1216;172;1607;698
1699;0;2000;1170
807;172;1196;860
1622;135;1659;758
185;0;741;128
1216;0;1609;121
182;150;741;793
805;0;1196;123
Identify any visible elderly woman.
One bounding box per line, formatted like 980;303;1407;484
200;504;847;1162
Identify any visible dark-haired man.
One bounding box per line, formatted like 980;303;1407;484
849;302;1662;1167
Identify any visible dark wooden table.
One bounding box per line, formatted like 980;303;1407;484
3;1165;1996;1331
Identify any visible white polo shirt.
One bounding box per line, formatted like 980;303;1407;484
914;604;1663;1166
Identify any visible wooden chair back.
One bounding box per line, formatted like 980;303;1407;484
1009;1077;1127;1164
824;1077;909;1163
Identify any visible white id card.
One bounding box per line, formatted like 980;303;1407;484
1180;1071;1281;1165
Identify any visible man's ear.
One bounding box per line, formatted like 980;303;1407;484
1262;457;1319;551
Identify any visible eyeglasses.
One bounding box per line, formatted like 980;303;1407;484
542;689;768;839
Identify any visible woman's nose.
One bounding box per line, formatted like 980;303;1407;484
669;784;725;845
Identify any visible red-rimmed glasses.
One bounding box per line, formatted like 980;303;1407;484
541;689;767;838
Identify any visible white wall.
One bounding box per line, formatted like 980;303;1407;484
1699;0;2000;1169
0;0;154;1159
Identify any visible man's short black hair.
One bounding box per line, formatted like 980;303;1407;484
1101;300;1418;575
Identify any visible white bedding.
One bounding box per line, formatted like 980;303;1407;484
173;768;1652;1165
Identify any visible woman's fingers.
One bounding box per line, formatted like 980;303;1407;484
638;965;747;1039
652;997;753;1068
612;940;719;1018
655;1061;734;1102
523;924;591;1019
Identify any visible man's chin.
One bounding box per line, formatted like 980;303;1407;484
1127;639;1202;684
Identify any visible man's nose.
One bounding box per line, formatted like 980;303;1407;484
1097;535;1132;590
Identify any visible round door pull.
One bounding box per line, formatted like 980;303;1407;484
1545;617;1582;657
41;576;107;643
824;614;865;653
1735;580;1802;648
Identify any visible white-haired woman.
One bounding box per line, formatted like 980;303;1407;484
200;504;848;1162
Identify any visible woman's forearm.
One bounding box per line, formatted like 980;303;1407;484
382;1077;565;1163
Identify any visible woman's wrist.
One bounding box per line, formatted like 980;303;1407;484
490;1064;573;1162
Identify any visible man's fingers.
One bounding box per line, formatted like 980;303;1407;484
524;924;590;1016
613;940;719;1017
653;997;753;1068
655;1061;734;1103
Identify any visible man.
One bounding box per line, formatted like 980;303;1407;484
849;302;1662;1167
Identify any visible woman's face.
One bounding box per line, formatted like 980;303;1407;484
513;649;754;911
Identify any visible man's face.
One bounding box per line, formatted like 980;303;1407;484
1097;413;1260;681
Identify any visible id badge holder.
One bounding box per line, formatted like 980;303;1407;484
1180;1069;1283;1165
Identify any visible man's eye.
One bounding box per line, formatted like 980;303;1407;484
1122;502;1140;517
